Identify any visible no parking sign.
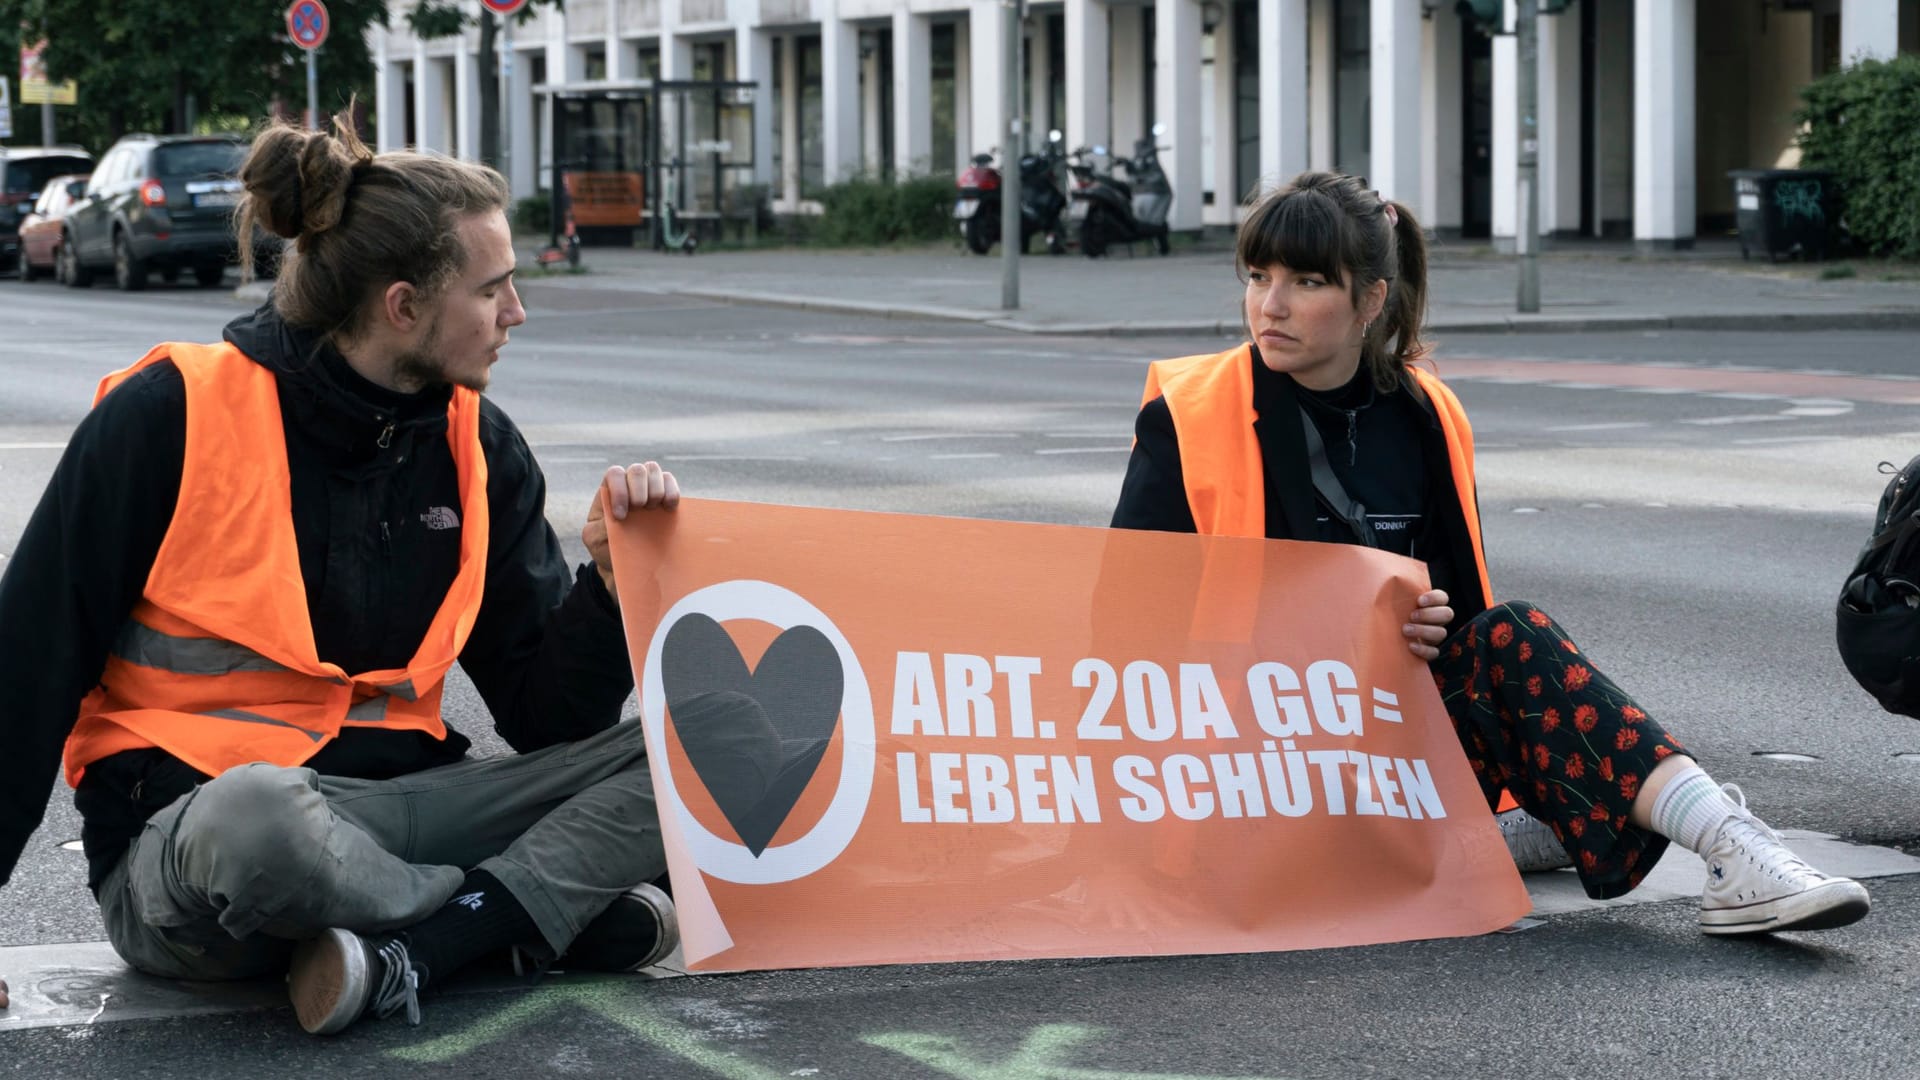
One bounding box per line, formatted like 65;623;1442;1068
286;0;329;51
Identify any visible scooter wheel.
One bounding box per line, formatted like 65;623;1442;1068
1079;214;1108;258
964;214;996;255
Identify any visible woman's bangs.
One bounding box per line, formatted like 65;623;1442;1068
1238;190;1348;285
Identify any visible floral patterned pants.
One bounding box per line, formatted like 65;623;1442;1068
1434;601;1688;899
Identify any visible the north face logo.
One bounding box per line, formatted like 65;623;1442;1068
420;506;460;530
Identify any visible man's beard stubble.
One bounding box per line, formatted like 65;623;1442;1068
390;315;489;394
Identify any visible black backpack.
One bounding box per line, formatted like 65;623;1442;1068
1837;453;1920;718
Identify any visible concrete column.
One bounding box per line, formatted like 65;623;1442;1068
508;43;536;196
738;24;776;187
1368;0;1420;204
1208;13;1237;218
1539;7;1580;235
1634;0;1694;249
1420;8;1461;232
1157;0;1204;230
606;22;628;80
1110;5;1144;152
660;0;692;81
823;12;862;181
416;46;450;154
1065;0;1110;151
780;34;802;204
1031;11;1054;145
968;0;1005;159
455;41;481;160
1261;0;1309;191
894;10;933;174
375;45;407;152
1307;0;1333;171
1841;0;1901;64
861;32;884;173
1592;0;1632;237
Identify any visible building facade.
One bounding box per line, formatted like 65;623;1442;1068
370;0;1919;247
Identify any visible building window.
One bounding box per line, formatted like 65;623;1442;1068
800;33;825;195
931;21;957;175
585;45;608;81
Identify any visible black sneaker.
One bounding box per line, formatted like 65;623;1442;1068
288;929;427;1034
514;881;679;975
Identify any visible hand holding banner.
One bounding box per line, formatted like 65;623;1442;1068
608;499;1530;972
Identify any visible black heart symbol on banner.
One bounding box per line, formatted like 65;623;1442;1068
661;613;845;857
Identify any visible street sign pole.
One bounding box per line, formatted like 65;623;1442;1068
286;0;330;128
499;14;513;190
1000;0;1023;310
1516;0;1540;313
482;0;529;190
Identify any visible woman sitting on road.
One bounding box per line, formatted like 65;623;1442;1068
1109;170;1869;934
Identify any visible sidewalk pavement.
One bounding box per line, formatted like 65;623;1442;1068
505;236;1920;337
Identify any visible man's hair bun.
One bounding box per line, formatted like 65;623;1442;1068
239;117;373;246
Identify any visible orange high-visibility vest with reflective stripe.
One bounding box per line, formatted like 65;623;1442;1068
1140;343;1494;608
61;342;490;786
1142;346;1513;813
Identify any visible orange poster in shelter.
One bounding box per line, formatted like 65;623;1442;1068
607;499;1532;972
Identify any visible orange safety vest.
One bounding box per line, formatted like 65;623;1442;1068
61;342;491;787
1141;343;1494;609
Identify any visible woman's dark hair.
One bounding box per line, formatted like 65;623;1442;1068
235;104;510;344
1236;171;1430;392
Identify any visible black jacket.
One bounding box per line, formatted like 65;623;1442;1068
1110;347;1490;633
0;306;634;893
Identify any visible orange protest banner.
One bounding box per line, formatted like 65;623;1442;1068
607;499;1531;972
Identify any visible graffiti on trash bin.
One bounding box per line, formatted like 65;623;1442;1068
1773;179;1826;225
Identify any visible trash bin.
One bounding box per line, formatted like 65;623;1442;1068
1728;168;1842;262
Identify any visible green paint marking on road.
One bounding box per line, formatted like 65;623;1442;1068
863;1023;1287;1080
386;980;784;1079
386;986;571;1064
573;983;791;1080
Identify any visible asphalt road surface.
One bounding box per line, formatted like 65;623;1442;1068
1;278;1916;1078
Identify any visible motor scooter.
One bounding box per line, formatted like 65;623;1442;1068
1066;124;1173;257
953;131;1071;255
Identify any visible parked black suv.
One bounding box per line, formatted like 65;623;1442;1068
63;133;255;290
1;145;96;274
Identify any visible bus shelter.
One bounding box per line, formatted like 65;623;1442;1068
545;80;758;251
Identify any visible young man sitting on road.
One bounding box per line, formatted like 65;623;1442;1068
0;110;681;1034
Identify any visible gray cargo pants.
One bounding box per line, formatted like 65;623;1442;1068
97;720;663;981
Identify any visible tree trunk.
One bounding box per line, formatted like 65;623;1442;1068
172;70;188;134
479;15;500;168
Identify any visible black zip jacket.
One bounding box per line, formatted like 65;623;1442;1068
0;306;634;893
1110;347;1490;633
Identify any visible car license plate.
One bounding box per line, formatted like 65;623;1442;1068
1068;199;1090;220
953;199;978;220
194;192;241;208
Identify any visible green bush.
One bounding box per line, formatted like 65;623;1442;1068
811;173;957;246
1795;55;1920;259
513;193;552;234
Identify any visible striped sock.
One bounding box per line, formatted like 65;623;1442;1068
1649;765;1740;854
